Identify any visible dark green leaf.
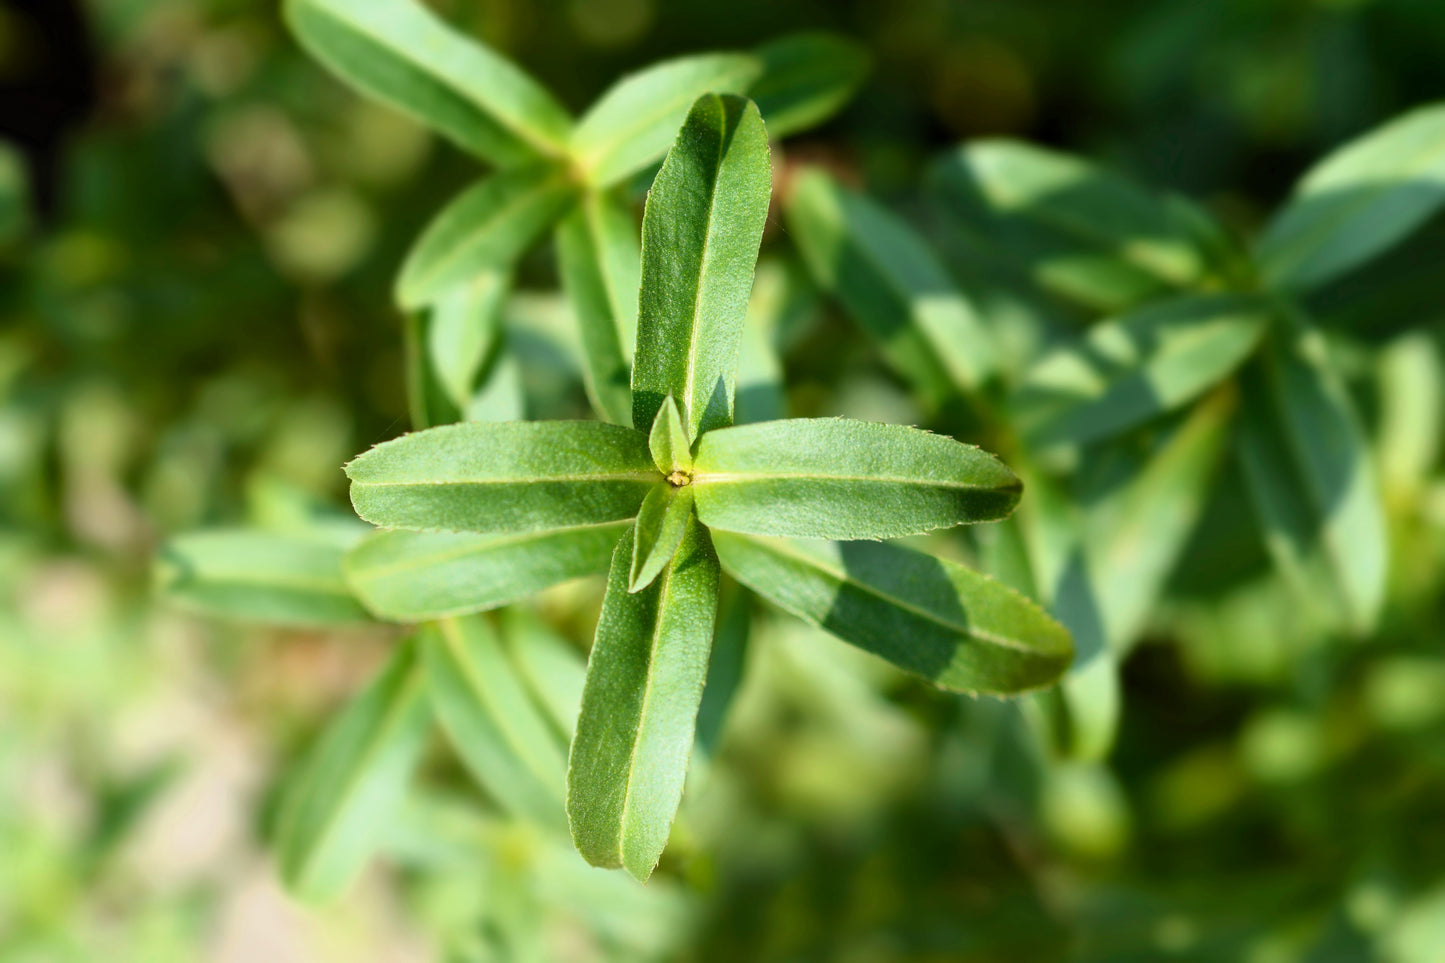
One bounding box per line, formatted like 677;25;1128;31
343;521;630;621
691;418;1021;539
567;518;720;880
277;638;431;903
346;421;657;533
712;533;1072;694
632;94;772;437
749;33;869;139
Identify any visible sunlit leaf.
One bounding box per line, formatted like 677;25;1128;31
629;482;695;592
567;518;720;880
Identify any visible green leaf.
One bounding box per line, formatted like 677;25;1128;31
276;638;431;903
396;166;577;310
567;518;720;880
1236;326;1387;632
346;421;657;533
694;583;751;760
421;617;567;826
499;608;587;739
629;483;696;592
570;54;763;188
343;521;629;621
156;529;370;626
1013;293;1270;448
712;533;1073;694
555;192;640;425
927;140;1208;314
0;141;30;245
283;0;571;166
632;94;772;438
749;33;869;139
426;271;508;410
1257;103;1445;292
691;418;1021;539
648;394;693;475
785;168;996;401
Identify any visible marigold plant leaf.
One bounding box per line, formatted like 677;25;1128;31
648;394;693;475
629;483;696;593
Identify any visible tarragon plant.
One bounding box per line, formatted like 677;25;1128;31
342;93;1072;879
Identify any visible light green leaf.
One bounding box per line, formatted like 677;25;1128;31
1236;326;1387;633
421;617;567;825
343;521;629;621
277;638;431;903
570;54;763;188
555;192;640;425
283;0;571;165
464;343;526;422
567;518;720;880
427;271;508;410
648;394;693;475
712;533;1073;694
346;421;657;533
694;584;751;760
1014;293;1270;447
749;33;869;139
1258;103;1445;292
928;140;1208;314
785;168;996;401
499;608;587;739
157;529;369;626
629;483;696;592
632;94;772;438
396;166;577;310
691;418;1021;539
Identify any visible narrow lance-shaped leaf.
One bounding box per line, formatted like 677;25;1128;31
346;421;657;533
499;608;587;739
343;521;630;621
570;54;763;188
567;518;720;880
712;533;1073;694
426;270;508;411
927;141;1208;314
555;192;640;425
785;167;995;401
1257;102;1445;292
397;166;577;310
648;394;692;475
629;483;696;592
276;638;431;903
283;0;572;166
748;33;870;139
1236;326;1387;632
157;530;370;626
421;617;567;826
691;418;1021;539
632;94;772;438
1013;292;1270;448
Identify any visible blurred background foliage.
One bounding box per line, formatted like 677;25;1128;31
2;0;1444;959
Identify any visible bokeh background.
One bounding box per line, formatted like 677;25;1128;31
3;0;1445;959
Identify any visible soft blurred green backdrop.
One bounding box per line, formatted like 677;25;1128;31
2;0;1444;960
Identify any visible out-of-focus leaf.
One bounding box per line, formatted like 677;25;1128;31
692;418;1021;539
1303;215;1445;341
629;483;695;593
632;94;772;437
1014;293;1269;447
499;608;587;739
567;519;720;881
1258;103;1445;292
277;638;431;903
396;166;576;310
749;33;869;139
464;343;526;423
0;141;29;245
426;271;508;411
157;529;370;626
346;421;656;533
283;0;571;166
421;617;567;825
694;583;751;760
1376;332;1443;498
569;54;763;188
344;521;629;621
713;532;1073;694
785;168;995;402
555;192;639;425
928;140;1208;314
1236;326;1387;632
